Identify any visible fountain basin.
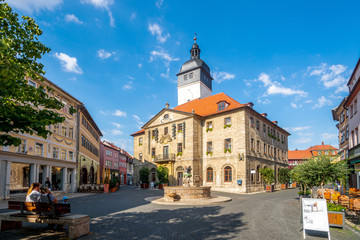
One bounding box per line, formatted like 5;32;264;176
164;186;211;201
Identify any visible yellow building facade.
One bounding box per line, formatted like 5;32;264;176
0;77;82;199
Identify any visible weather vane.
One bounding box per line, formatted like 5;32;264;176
194;33;197;42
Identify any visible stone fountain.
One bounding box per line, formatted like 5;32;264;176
146;166;231;205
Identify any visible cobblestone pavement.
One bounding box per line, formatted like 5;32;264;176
0;186;359;240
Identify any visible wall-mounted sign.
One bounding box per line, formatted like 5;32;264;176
302;198;330;239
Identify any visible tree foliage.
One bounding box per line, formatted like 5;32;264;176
0;1;64;146
259;168;275;185
156;165;169;184
290;155;348;198
278;168;291;184
139;167;150;184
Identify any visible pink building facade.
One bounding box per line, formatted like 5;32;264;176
100;141;122;183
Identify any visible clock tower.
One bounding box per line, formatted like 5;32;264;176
177;37;213;106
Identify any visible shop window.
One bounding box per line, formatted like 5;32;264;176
224;166;232;182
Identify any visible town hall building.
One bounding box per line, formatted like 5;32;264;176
131;37;290;193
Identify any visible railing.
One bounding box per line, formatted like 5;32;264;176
154;154;176;163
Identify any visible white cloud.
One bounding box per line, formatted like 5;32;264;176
285;126;311;132
111;122;122;128
212;71;235;84
132;115;144;129
258;73;307;97
305;100;313;103
156;0;164;8
81;0;115;27
290;103;298;109
65;14;83;24
9;0;62;14
127;75;134;80
54;53;83;74
150;50;179;66
112;110;127;117
321;132;337;141
148;23;170;43
161;68;170;78
267;84;307;96
313;96;332;109
99;110;109;115
138;63;142;68
294;137;312;144
111;129;123;135
308;63;348;93
97;49;114;59
122;81;133;90
146;73;155;81
257;98;270;104
258;73;272;86
130;12;136;21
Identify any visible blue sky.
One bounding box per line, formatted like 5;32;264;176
7;0;360;154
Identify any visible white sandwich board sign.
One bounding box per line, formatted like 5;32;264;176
302;198;330;239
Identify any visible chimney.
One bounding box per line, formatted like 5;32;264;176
165;102;169;109
322;141;324;145
247;102;254;108
261;113;268;118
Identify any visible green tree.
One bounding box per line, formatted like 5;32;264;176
139;167;150;184
259;168;275;185
156;166;169;184
278;168;290;185
0;1;64;146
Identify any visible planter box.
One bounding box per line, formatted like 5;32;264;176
281;184;288;190
328;211;345;228
103;184;109;193
266;185;274;192
141;184;149;189
291;182;297;188
110;187;117;192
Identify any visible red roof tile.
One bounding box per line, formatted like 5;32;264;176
130;129;145;136
173;92;247;117
288;150;312;160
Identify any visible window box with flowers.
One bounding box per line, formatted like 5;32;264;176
264;152;267;156
224;149;231;153
206;128;213;132
139;143;143;146
178;130;183;134
251;148;255;152
177;152;182;157
224;124;231;129
251;123;255;128
206;151;213;156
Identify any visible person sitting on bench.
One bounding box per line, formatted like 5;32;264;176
39;186;58;203
25;182;41;202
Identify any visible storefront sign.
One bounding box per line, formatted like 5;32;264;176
302;198;330;239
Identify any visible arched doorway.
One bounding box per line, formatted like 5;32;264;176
151;168;157;182
176;166;184;186
81;167;88;184
89;166;95;184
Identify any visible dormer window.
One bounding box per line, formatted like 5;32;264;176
189;72;193;79
218;101;228;111
184;74;188;80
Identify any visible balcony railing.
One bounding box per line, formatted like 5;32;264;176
154;154;176;163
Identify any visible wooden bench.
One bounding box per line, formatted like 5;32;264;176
0;201;90;239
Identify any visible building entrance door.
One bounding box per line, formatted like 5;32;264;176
177;172;183;186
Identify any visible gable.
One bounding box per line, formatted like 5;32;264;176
142;108;195;129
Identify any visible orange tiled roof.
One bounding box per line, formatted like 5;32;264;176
288;150;312;160
173;92;247;117
308;144;337;151
130;129;145;136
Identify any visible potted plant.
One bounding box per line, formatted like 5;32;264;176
260;168;275;192
327;202;346;229
110;178;117;192
103;176;110;193
140;167;150;189
156;166;169;189
114;177;120;189
278;168;290;190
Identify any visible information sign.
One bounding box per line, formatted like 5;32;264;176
302;198;330;239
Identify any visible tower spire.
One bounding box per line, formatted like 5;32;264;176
190;34;200;59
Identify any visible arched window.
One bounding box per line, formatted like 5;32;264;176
206;167;213;182
224;166;232;182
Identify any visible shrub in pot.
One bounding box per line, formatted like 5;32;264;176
140;167;150;189
278;168;290;190
156;166;169;189
110;179;117;192
260;168;275;192
103;176;110;193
